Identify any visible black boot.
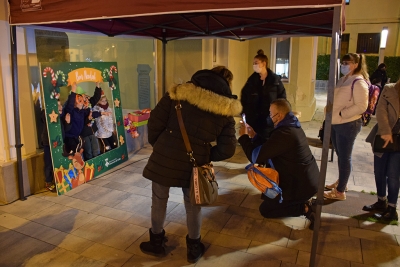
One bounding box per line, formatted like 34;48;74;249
362;199;387;212
374;206;398;221
186;235;205;263
139;229;167;257
304;200;316;230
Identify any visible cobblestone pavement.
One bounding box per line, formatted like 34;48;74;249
0;90;399;266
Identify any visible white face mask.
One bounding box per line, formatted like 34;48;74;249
253;64;262;73
340;65;351;76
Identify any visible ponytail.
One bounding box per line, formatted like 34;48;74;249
342;53;369;79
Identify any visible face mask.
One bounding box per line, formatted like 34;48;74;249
340;65;351;76
253;64;262;73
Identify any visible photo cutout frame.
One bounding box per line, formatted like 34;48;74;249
40;62;128;195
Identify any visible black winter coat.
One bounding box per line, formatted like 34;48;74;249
370;69;388;88
143;70;242;188
238;121;319;201
63;92;90;138
240;69;286;138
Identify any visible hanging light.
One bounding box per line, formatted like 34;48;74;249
380;27;388;48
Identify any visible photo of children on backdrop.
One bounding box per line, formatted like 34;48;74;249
58;81;117;159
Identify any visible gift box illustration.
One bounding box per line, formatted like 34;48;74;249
127;109;151;122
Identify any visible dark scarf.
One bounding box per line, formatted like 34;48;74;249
98;103;109;110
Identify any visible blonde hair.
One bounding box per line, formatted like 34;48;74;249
342;53;369;79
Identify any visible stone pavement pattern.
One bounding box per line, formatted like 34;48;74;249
0;89;399;266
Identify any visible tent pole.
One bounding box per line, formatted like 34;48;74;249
10;25;26;201
162;37;167;95
309;6;340;267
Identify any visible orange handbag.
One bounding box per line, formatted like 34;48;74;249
246;146;282;202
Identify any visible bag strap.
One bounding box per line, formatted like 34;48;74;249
175;100;197;165
251;145;275;169
350;78;370;101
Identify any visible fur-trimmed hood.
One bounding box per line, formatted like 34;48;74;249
168;82;242;117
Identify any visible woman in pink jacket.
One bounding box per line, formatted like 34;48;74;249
324;53;369;200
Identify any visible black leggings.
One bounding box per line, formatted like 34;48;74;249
98;135;117;153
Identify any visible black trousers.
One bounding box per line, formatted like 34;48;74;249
64;136;80;155
43;145;54;183
98;135;117;153
259;195;307;218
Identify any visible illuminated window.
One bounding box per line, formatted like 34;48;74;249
275;37;290;81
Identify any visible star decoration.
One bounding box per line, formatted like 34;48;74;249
114;98;120;107
48;110;59;123
119;135;124;145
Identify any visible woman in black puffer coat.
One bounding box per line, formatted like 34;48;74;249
241;49;286;141
140;67;242;263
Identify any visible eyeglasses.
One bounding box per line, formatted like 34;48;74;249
341;61;354;66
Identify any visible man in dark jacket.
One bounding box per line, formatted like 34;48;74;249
238;98;319;229
140;67;242;263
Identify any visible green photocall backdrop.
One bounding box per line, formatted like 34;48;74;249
40;62;128;195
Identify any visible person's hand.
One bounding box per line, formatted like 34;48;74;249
239;121;256;138
71;83;77;93
239;121;248;137
88;111;93;120
247;125;256;138
101;111;112;116
381;134;393;148
96;81;101;88
65;113;71;124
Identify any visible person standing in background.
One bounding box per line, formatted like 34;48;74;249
364;80;400;221
370;63;388;89
324;53;369;200
240;49;286;141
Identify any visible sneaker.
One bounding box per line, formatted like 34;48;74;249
324;180;348;192
324;188;346;200
45;182;56;193
362;199;387;212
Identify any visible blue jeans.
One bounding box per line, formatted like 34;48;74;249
151;182;202;239
83;135;100;160
374;152;400;206
331;119;362;192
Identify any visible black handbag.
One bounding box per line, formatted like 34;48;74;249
373;134;400;153
175;101;218;206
